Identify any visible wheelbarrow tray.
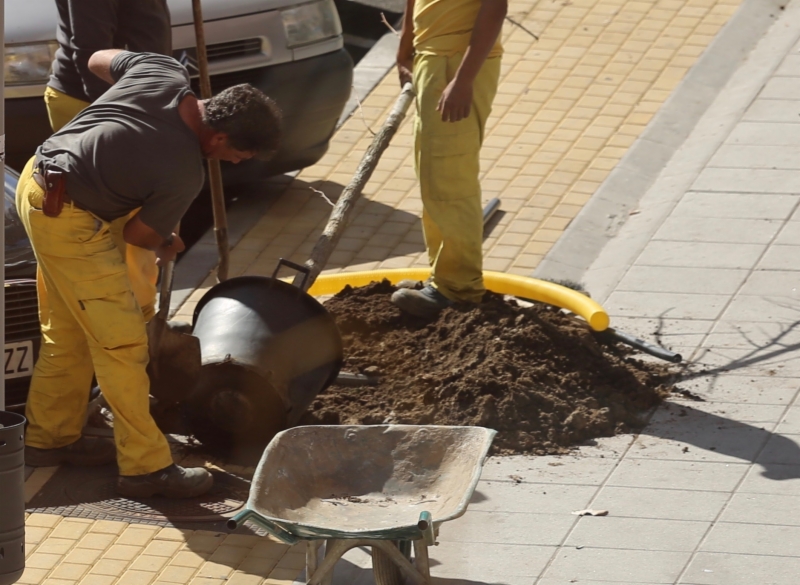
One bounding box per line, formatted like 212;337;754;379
241;425;496;540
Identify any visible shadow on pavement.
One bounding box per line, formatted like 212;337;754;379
679;318;800;381
302;553;517;585
640;401;800;481
272;178;425;270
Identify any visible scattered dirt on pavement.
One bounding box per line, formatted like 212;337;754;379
299;280;676;455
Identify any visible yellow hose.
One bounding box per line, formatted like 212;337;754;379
286;268;609;331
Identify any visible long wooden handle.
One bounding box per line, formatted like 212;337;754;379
191;0;230;282
292;82;416;290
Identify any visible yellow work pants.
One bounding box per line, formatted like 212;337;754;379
44;86;158;319
17;157;173;476
413;53;500;303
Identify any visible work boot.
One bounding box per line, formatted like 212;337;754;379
25;436;117;467
391;285;453;318
394;277;433;289
117;464;214;499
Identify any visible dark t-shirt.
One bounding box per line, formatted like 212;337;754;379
37;52;204;239
49;0;171;103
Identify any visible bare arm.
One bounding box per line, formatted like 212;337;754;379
438;0;507;122
87;48;125;85
123;214;185;266
396;0;416;86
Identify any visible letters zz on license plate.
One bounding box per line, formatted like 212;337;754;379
5;341;33;379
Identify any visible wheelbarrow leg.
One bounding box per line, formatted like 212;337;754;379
305;541;322;585
413;540;431;584
307;539;348;585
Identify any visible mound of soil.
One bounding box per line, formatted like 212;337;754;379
299;280;675;455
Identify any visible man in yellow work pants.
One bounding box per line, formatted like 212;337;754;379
391;0;507;318
44;0;172;319
22;49;281;498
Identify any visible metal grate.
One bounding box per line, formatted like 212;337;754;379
5;279;39;342
27;466;249;528
207;38;263;61
172;38;263;75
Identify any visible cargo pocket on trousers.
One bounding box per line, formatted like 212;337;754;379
74;271;146;350
424;129;482;202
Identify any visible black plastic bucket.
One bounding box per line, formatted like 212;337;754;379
0;411;25;585
187;260;343;449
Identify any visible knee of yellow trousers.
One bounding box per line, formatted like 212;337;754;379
25;365;95;449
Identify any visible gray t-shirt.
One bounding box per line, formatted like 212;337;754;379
37;51;204;238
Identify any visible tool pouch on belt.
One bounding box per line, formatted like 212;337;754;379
42;169;66;217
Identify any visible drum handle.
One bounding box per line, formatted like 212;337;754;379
272;258;310;292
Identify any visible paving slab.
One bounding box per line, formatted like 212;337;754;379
440;510;576;547
603;290;730;320
719;491;800;525
682;552;800;585
707;144;800;169
720;294;800;324
672;191;798;217
635;241;767;269
589;485;730;522
700;521;800;556
542;547;692;583
675;373;800;405
606;458;749;492
616;266;748;295
479;454;619;486
651;217;781;244
564;516;711;552
468;480;599;515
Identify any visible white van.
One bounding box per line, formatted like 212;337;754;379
3;0;354;178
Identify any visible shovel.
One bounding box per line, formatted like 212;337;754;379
146;252;202;406
191;0;230;282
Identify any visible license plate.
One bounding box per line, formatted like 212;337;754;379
5;341;34;379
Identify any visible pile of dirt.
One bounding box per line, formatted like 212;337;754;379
299;280;676;455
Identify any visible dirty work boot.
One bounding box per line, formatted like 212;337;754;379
25;436;117;467
391;285;453;318
117;464;214;499
394;277;433;289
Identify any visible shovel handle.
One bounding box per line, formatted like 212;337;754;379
157;260;175;321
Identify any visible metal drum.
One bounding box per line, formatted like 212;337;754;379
187;260;343;449
0;411;26;585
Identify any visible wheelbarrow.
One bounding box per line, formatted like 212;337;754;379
227;425;496;585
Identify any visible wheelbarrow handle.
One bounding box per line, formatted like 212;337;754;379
418;511;436;546
272;258;310;291
227;509;300;545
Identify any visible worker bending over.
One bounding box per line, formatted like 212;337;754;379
19;50;281;498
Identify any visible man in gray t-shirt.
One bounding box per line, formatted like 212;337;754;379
18;50;281;499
